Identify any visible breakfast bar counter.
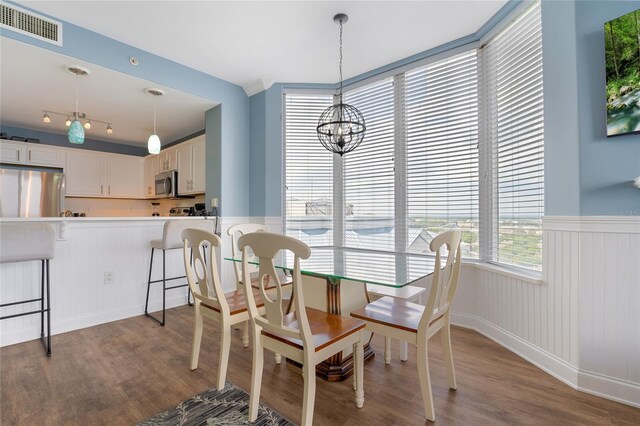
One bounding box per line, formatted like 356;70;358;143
0;217;216;348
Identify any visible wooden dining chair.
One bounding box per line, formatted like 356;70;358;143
239;232;366;425
181;228;266;390
227;223;293;296
351;229;462;421
227;223;292;362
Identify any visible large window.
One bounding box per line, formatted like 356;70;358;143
480;2;544;270
284;93;334;246
343;77;396;251
283;2;543;272
406;50;479;258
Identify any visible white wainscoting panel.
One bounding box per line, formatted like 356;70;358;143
0;218;213;347
575;218;640;406
452;216;639;408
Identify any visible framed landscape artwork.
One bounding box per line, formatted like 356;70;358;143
605;8;640;137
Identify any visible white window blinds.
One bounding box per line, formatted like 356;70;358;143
343;77;396;251
480;2;544;270
284;93;334;246
405;50;480;258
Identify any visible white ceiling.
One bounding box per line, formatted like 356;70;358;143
0;37;217;147
18;0;508;94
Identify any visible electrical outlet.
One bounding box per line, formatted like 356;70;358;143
210;197;218;208
104;271;114;285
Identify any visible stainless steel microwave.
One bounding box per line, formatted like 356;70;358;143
155;170;177;198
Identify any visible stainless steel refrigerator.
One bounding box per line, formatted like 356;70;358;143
0;166;65;217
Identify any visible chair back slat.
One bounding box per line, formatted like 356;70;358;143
420;230;462;330
239;232;312;345
182;228;227;314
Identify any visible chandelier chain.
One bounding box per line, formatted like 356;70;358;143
339;18;343;99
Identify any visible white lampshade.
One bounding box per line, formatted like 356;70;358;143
148;134;161;154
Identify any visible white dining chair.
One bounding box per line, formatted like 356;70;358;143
182;228;266;390
227;223;292;362
239;231;366;425
227;223;293;296
351;229;462;421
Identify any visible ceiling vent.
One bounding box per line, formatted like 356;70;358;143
0;4;62;46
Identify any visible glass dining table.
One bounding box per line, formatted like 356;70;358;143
226;247;437;381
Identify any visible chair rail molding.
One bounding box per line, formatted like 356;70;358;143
543;215;640;233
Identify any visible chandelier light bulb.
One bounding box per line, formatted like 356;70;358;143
65;117;71;126
43;112;51;123
106;124;113;134
84;120;91;130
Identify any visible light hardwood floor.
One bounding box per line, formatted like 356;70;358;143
1;305;638;425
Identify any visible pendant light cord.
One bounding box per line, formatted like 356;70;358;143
153;100;157;134
75;74;79;119
339;19;343;101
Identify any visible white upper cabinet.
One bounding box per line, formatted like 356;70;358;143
176;142;192;194
0;141;26;163
175;135;205;195
144;155;158;198
26;145;65;167
65;150;107;196
2;137;202;199
66;150;143;198
157;146;177;172
191;136;205;193
106;155;144;198
0;140;64;167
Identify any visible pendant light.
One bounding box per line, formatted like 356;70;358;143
145;88;165;155
316;13;366;156
66;66;90;145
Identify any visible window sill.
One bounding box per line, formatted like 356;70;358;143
466;261;543;285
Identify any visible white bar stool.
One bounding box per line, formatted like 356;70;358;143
144;220;215;326
0;222;56;356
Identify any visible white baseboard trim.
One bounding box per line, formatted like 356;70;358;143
0;296;188;348
451;312;640;408
577;370;640;409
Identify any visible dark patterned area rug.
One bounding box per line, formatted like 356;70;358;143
138;382;294;426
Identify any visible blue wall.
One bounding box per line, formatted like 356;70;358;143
541;0;581;216
1;0;250;216
249;91;267;216
0;124;147;156
575;1;640;216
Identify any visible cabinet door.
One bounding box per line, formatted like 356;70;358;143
107;156;144;198
165;147;177;171
191;137;205;193
65;151;106;196
144;155;158;197
176;143;192;194
27;146;65;167
0;141;26;164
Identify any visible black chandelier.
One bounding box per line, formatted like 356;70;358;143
317;13;366;156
